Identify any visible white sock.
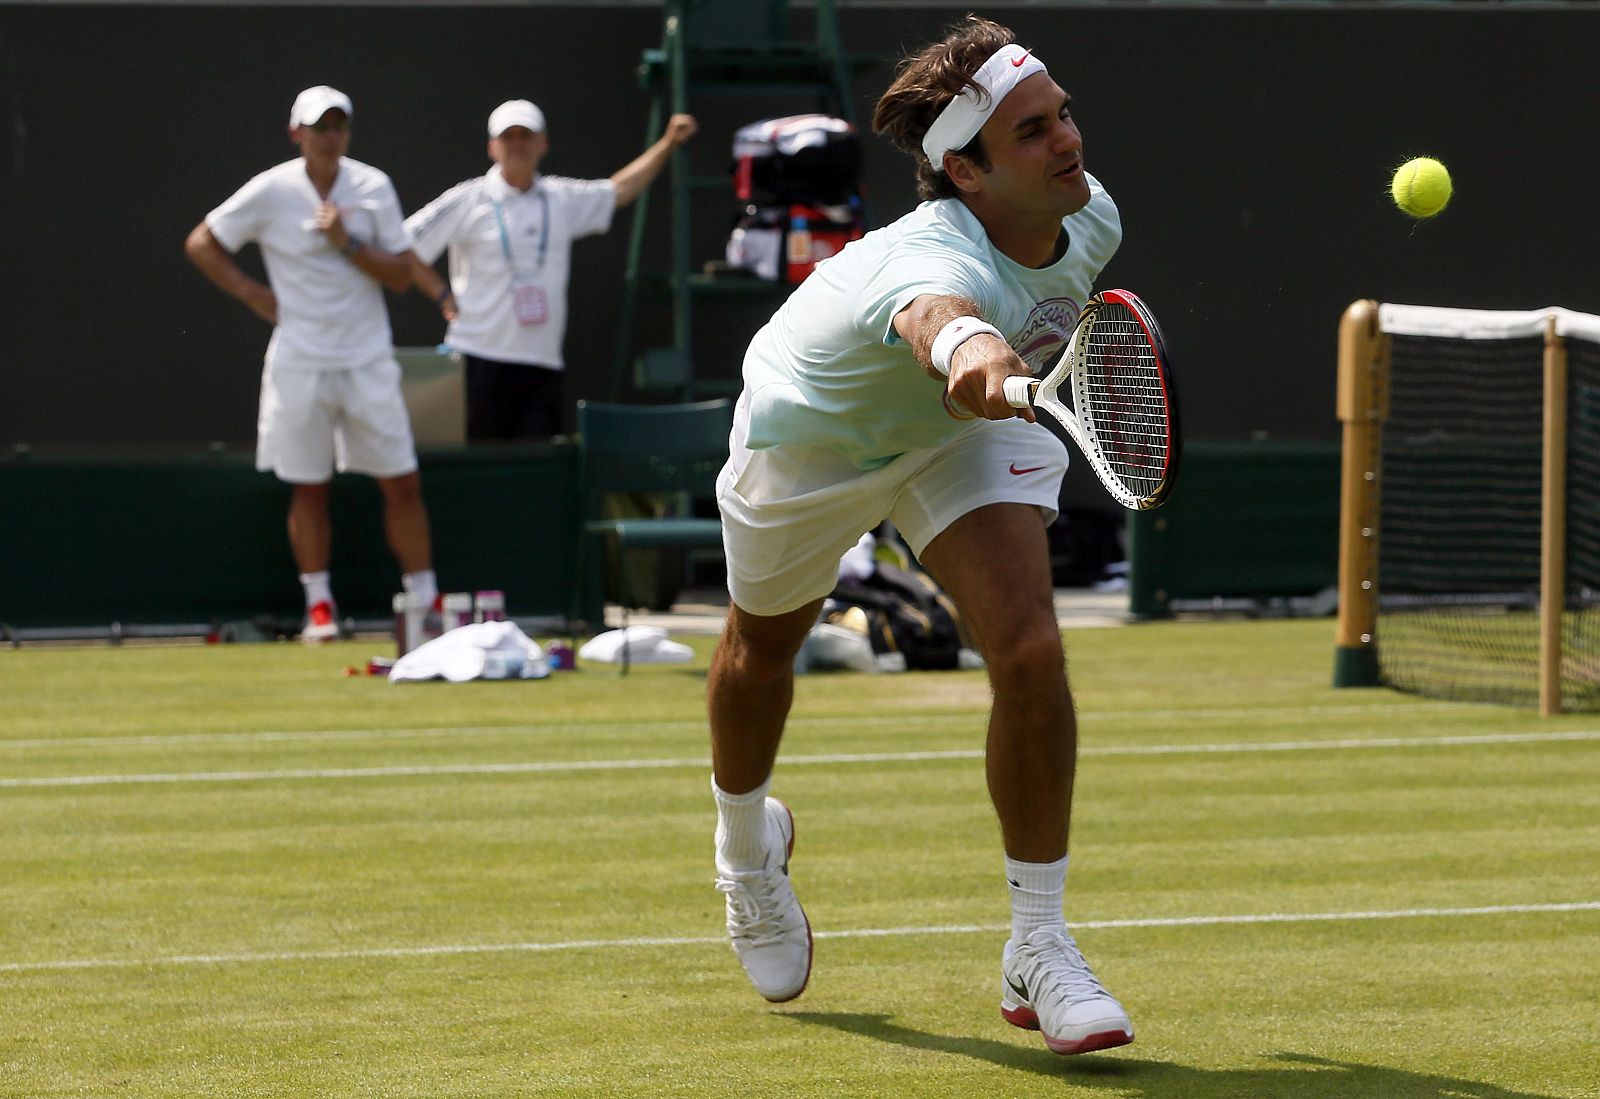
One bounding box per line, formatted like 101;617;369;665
299;571;333;610
1006;854;1069;944
401;569;438;608
713;775;772;872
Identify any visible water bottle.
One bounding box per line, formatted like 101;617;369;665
393;592;427;657
787;212;811;266
442;592;473;632
475;590;506;623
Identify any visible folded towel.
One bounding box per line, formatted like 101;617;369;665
390;620;551;682
578;625;694;665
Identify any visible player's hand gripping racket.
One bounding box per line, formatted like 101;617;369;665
1003;289;1181;511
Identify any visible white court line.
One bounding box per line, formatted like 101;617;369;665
1086;729;1600;756
3;730;1598;789
0;701;1473;752
2;901;1594;975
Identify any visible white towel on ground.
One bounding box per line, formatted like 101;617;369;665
389;620;551;682
577;625;694;665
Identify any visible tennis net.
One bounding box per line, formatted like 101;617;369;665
1335;302;1600;711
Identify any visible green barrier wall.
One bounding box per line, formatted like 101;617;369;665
3;440;1340;630
0;446;588;631
1128;441;1339;619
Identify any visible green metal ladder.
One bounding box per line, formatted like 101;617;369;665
610;0;866;400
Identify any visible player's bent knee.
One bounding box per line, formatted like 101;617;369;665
981;621;1066;690
725;622;807;669
720;603;817;674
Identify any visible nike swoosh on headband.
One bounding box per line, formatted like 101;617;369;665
921;44;1048;166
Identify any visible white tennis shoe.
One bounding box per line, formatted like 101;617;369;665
1000;927;1134;1055
714;797;812;1003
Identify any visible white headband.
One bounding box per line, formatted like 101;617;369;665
921;44;1048;167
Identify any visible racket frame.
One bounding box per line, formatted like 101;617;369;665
1006;289;1181;511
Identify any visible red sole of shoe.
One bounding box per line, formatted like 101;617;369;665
1043;1029;1134;1056
1001;1004;1039;1030
1002;1006;1133;1055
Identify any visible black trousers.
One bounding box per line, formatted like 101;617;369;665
464;355;564;441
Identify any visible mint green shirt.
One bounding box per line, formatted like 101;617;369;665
742;174;1121;469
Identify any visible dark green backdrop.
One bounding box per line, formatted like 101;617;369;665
4;2;1598;447
2;3;1595;628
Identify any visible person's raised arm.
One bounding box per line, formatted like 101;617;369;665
184;222;278;325
893;293;1035;423
610;114;699;208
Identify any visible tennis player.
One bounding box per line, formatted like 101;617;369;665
708;16;1134;1055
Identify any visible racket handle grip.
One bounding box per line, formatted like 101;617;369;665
1003;375;1035;408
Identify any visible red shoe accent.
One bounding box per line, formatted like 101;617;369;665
1002;1004;1134;1054
1041;1028;1135;1056
307;601;335;627
1001;1003;1040;1030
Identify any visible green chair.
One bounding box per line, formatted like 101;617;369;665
572;398;735;667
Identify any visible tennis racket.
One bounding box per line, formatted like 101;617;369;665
1003;289;1181;511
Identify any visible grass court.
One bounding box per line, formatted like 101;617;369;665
2;618;1596;1097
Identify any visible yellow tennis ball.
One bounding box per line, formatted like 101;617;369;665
1391;157;1452;218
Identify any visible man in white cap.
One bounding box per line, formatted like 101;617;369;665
184;85;440;642
703;15;1136;1055
406;100;697;440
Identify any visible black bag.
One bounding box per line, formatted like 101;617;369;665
1046;507;1126;587
824;562;966;671
731;114;863;206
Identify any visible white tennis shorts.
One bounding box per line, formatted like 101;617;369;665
717;391;1068;616
256;349;419;484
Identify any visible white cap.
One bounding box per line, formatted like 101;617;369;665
488;99;546;137
289;85;353;128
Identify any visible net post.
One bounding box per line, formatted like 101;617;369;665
1540;315;1569;716
1334;300;1386;687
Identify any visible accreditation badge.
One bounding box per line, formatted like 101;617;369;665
511;274;548;326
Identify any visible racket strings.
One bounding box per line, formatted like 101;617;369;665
1078;309;1171;494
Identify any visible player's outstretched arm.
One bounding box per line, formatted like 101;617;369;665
893;293;1035;423
184;222;277;325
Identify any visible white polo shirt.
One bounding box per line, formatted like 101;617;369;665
405;166;616;370
206;157;411;371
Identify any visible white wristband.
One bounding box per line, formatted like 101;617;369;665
930;316;1003;377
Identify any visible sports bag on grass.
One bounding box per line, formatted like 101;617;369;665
823;562;966;671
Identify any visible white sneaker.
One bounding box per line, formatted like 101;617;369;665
299;600;340;644
1001;927;1134;1055
714;798;812;1002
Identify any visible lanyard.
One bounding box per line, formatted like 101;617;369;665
491;189;549;273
